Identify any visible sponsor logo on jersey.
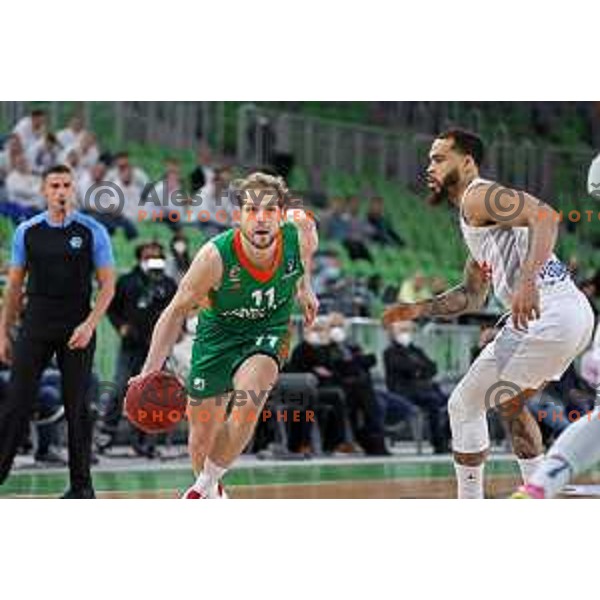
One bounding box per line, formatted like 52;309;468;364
282;258;300;280
538;259;569;283
286;258;295;274
221;307;268;319
69;236;83;249
192;377;205;391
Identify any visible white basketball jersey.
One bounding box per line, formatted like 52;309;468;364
459;177;570;308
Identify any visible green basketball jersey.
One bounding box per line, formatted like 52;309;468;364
196;222;304;337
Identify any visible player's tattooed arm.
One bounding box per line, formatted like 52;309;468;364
382;258;490;325
420;257;490;318
140;243;222;375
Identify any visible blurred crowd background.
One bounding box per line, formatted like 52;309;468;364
1;101;600;465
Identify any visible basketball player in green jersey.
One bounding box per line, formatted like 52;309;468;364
130;172;318;499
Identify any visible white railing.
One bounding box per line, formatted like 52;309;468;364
237;104;596;206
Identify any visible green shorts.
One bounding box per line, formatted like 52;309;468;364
186;323;292;401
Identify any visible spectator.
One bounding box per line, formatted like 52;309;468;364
151;158;188;225
28;133;62;175
383;321;450;453
78;161;138;240
209;165;236;230
286;319;355;454
312;251;342;297
189;142;215;194
99;242;177;457
63;147;83;180
108;152;150;223
13;109;46;151
528;363;596;445
57;115;86;150
321;196;349;242
77;132;99;170
323;313;389;454
343;196;374;262
0;134;27;180
0;359;66;466
366;196;405;246
165;230;191;283
398;271;431;303
6;154;44;216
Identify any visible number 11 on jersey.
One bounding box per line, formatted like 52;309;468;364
252;287;275;308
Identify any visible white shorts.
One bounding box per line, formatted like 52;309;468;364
449;281;595;452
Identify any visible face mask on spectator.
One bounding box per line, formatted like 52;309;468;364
141;257;166;274
394;332;412;346
322;265;341;283
330;327;346;344
305;332;322;346
173;241;187;255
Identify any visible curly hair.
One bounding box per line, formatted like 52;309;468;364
233;171;289;209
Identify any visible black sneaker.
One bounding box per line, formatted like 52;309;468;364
60;487;96;499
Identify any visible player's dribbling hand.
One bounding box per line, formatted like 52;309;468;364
511;275;541;331
67;321;95;350
298;288;319;327
127;369;161;390
382;303;424;327
0;332;12;365
127;372;149;388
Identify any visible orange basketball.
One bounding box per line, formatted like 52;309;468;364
124;371;188;434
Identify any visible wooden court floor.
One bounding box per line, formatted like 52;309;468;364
2;458;600;499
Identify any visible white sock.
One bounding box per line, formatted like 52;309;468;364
530;410;600;498
517;455;544;484
195;458;227;493
454;463;484;499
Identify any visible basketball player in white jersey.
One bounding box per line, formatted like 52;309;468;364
383;129;595;499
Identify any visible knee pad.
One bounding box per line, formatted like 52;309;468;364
448;389;489;454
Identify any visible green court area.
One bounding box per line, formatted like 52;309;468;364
0;458;525;498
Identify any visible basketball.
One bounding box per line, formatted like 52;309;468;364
124;371;188;434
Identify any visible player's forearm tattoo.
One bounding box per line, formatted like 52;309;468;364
420;259;489;318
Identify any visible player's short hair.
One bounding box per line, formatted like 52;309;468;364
438;128;485;168
42;164;74;181
31;109;46;118
234;171;289;209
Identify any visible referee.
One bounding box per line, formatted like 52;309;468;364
0;164;116;498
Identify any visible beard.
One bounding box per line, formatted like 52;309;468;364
427;168;460;206
243;228;276;250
